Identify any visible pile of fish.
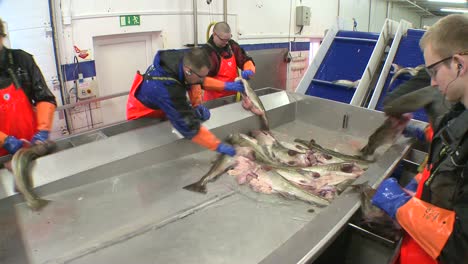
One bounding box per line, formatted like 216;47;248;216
184;130;371;207
185;75;413;207
11;141;56;210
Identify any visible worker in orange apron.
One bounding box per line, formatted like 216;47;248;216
126;48;237;156
372;14;468;263
0;18;56;156
202;22;256;101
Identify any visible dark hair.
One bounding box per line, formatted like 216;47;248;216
213;22;231;34
183;48;211;71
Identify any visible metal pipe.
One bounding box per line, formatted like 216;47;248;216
337;0;341;17
401;0;433;16
48;0;72;132
56;91;128;111
193;0;198;46
386;1;390;19
368;0;372;32
223;0;228;22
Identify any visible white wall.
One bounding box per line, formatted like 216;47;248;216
339;0;370;31
388;3;422;28
422;16;443;27
369;0;389;33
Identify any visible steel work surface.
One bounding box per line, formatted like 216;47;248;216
4;122;398;264
0;92;414;264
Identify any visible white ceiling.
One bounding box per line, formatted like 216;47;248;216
388;0;468;17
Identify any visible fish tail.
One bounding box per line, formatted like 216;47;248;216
183;182;207;194
28;198;50;211
260;115;270;131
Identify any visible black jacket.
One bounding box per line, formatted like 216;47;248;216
422;102;468;262
203;36;254;77
0;47;56;105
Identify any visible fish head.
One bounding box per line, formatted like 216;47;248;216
226;133;241;145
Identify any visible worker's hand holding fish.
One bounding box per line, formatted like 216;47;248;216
216;143;236;157
3;135;24;154
31;130;50;144
224;81;245;92
241;70;254;80
237;78;269;130
371;177;411;219
194;105;211;121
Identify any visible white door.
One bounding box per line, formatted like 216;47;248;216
93;32;157;126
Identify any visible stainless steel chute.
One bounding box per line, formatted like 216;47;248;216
0;89;417;264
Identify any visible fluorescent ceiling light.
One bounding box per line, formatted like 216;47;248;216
440;8;468;13
428;0;467;3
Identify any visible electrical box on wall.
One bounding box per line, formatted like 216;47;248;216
296;6;311;26
76;76;98;100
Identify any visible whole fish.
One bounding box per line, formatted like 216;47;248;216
332;79;360;89
241;130;311;167
227;133;278;165
238;78;270;130
383;85;438;116
389;64;425;87
359;114;411;158
183;154;236;194
12;141;56;210
294;138;372;168
277;165;359;187
250;169;330;207
252;130;305;154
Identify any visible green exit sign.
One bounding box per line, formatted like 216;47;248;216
120;15;140;27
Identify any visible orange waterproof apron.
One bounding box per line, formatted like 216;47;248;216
399;167;437;264
0;83;36;156
202;53;238;101
126;72;165;120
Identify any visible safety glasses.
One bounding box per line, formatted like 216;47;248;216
214;32;232;42
425;51;468;78
185;67;206;79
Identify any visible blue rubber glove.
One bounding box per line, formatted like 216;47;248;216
403;125;426;141
241;70;254;80
3;136;23;154
224;81;245;93
31;130;50;144
194;105;211;121
216;143;236;157
404;178;418;192
371;177;411;219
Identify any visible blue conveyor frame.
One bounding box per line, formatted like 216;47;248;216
367;20;428;122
